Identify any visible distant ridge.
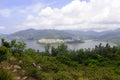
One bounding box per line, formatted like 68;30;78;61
3;28;120;43
8;29;76;40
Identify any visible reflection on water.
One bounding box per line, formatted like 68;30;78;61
26;40;117;52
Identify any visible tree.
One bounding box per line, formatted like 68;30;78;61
10;39;16;48
44;44;50;56
1;38;5;46
51;46;58;56
13;41;26;56
1;38;10;48
0;46;9;61
57;43;68;56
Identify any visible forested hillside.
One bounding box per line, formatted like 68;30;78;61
0;38;120;80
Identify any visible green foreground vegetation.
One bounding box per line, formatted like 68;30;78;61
0;38;120;80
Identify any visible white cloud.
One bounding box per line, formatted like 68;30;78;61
0;9;12;17
0;26;5;29
16;0;120;31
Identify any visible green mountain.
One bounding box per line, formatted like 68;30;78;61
66;30;100;39
5;28;120;44
97;29;120;43
0;34;7;38
8;29;75;40
66;29;120;44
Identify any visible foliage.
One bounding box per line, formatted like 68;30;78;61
1;38;11;48
27;67;42;79
53;71;73;80
13;41;26;56
0;46;9;61
44;44;50;55
56;56;78;67
1;38;26;56
1;39;120;80
0;68;14;80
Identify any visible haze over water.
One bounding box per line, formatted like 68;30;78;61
26;40;117;52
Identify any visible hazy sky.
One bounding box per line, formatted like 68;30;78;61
0;0;120;34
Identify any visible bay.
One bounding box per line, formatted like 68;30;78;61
26;40;117;52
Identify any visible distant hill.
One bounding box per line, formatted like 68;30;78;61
8;29;101;40
65;30;100;39
66;29;120;44
4;28;120;44
0;34;7;38
8;29;76;40
97;29;120;43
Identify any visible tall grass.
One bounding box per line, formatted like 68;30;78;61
0;68;14;80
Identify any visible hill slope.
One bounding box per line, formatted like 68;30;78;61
8;29;75;40
6;28;120;43
97;29;120;43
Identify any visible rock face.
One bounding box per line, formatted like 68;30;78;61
22;76;28;80
13;69;17;72
19;60;22;63
0;57;29;80
16;76;21;80
14;65;21;69
32;62;41;69
9;57;16;61
6;65;12;70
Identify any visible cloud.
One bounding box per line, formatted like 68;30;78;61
0;9;12;17
18;3;44;14
0;26;5;29
16;0;120;31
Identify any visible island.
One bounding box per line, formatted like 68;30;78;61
37;37;84;44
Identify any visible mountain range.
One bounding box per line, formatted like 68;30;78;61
1;28;120;44
7;29;75;40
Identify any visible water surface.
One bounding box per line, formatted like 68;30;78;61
26;40;117;51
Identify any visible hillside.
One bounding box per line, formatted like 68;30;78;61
8;29;75;40
67;29;120;43
93;29;120;44
3;28;120;44
0;34;7;38
66;30;100;39
0;39;120;80
7;29;100;40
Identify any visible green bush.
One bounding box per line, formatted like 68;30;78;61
41;61;59;73
56;56;78;67
114;66;120;75
0;69;14;80
40;72;53;80
27;67;41;79
0;46;9;61
84;59;99;66
53;71;73;80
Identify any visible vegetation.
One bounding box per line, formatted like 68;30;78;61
0;38;120;80
0;68;14;80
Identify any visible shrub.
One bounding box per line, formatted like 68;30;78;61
56;56;78;67
0;69;14;80
27;67;41;79
84;59;99;66
0;46;9;61
114;66;120;75
41;61;59;73
53;71;73;80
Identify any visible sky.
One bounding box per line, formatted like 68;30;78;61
0;0;120;34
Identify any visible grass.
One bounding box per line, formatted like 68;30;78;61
0;68;14;80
